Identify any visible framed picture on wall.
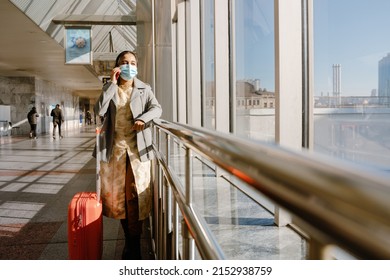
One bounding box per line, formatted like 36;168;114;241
65;26;92;65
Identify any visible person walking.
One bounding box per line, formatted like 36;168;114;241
94;50;162;260
50;104;64;139
86;111;92;125
27;107;39;139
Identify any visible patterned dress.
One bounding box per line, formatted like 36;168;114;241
99;84;151;220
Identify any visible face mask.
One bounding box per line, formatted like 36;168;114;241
119;64;138;80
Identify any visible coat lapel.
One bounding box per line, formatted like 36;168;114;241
131;78;146;102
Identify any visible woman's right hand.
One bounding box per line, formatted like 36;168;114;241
110;67;121;84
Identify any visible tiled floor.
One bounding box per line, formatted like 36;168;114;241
0;126;153;260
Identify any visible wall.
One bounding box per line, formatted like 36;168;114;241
0;76;79;136
35;78;80;135
137;0;174;122
0;76;35;135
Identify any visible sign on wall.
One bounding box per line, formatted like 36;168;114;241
65;26;92;65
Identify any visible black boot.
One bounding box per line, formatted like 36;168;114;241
122;235;141;260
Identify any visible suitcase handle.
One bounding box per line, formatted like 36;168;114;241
96;126;102;203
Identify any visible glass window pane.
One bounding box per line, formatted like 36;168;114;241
313;0;390;170
234;0;275;142
201;0;215;129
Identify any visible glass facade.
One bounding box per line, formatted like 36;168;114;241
191;0;390;171
201;0;216;129
196;0;390;170
234;0;275;142
313;0;390;170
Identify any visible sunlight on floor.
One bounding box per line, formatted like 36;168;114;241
0;201;45;236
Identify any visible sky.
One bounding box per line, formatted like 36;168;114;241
314;0;390;96
235;0;274;91
235;0;390;96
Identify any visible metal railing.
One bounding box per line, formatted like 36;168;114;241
151;119;390;260
0;120;11;136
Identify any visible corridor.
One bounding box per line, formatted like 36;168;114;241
0;127;153;260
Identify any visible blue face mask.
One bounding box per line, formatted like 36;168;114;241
119;64;138;80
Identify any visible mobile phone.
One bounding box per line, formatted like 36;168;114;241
115;72;120;80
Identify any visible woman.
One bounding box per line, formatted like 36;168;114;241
94;50;162;259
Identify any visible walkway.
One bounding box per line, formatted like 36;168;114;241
0;126;153;260
0;125;308;260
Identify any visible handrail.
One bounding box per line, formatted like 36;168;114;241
153;149;226;260
152;119;390;259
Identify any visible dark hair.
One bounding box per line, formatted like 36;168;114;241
115;50;138;67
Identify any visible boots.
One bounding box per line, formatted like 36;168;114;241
122;235;141;260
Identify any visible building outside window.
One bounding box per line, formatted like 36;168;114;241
313;0;390;170
233;0;275;141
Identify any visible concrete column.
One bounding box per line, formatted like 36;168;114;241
274;0;303;226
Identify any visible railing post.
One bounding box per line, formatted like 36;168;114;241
165;134;173;259
182;148;195;259
309;239;332;260
173;201;179;259
156;128;164;259
162;176;167;258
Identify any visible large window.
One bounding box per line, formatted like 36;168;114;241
233;0;275;142
313;0;390;170
201;0;215;129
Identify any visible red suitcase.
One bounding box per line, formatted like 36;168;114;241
67;127;103;259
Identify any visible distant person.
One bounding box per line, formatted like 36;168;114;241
27;107;39;139
86;111;92;125
50;104;64;139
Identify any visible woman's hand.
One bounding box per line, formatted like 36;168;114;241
110;67;121;84
132;120;145;131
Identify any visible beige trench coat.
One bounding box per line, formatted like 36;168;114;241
94;79;162;220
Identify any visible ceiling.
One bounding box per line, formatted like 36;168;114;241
0;0;136;99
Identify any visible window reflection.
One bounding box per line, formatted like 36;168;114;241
234;0;275;142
